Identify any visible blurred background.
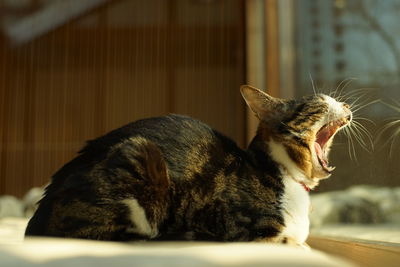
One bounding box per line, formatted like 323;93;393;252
0;0;399;198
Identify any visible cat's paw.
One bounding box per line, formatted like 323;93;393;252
256;235;308;249
282;237;311;250
300;242;311;251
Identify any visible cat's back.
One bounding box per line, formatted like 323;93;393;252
47;113;241;189
26;114;241;238
87;114;214;148
84;114;236;157
86;114;242;181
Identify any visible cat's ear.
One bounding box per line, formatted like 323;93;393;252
240;85;284;120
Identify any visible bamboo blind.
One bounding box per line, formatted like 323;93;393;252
0;0;246;197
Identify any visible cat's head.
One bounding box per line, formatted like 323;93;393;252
241;85;352;189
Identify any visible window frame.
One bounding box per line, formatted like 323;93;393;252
245;0;400;261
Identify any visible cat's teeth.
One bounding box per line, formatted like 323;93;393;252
327;166;336;172
330;117;348;128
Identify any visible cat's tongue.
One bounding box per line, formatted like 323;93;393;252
314;142;326;164
314;142;333;172
314;123;339;173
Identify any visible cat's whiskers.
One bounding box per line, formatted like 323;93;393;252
350;99;378;114
375;114;400;157
346;125;363;151
331;83;371;103
309;73;317;96
388;122;400;157
376;100;400;154
380;99;400;112
332;88;376;161
343;127;357;161
346;89;374;104
378;119;400;157
345;111;374;153
352;116;374;124
349;119;374;151
335;87;374;104
329;77;357;99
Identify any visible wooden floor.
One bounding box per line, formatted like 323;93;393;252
308;235;400;267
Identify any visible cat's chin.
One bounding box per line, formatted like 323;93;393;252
303;170;331;190
300;176;321;191
309;147;335;182
311;166;332;180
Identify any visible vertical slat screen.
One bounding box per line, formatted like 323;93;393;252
0;0;245;197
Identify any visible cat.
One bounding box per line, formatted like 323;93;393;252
25;85;352;247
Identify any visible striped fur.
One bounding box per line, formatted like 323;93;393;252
25;85;351;248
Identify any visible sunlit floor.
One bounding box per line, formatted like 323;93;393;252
0;217;354;267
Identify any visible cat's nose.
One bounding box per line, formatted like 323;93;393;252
342;103;350;109
342;103;352;122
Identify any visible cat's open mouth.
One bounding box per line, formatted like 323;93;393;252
314;116;351;173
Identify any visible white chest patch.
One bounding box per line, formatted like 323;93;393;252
280;176;310;244
122;198;158;238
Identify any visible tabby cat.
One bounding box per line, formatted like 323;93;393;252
25;85;352;247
